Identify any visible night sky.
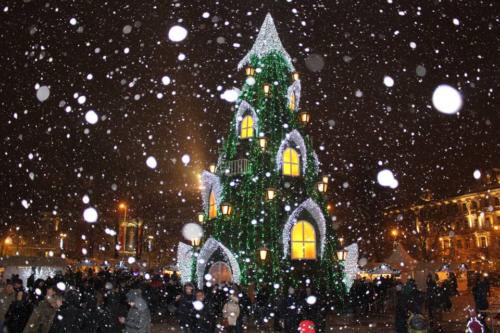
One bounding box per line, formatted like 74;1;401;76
0;0;498;251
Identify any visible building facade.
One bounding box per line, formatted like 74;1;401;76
385;170;500;272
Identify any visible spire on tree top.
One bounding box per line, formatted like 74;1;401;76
237;13;295;70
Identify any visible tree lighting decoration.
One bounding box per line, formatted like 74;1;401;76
299;111;310;124
292;71;299;81
197;212;205;224
342;243;360;290
245;66;255;77
259;246;269;261
209;164;217;174
220;202;233;216
263;83;271;96
266;188;277;201
322;176;329;184
317;181;328;193
336;249;348;261
259;136;268;151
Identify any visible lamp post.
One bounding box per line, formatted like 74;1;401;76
390;228;398;247
117;202;128;258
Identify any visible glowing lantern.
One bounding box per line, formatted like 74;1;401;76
245;66;255;77
191;238;201;247
266;188;277;201
336;249;348;261
317;181;328;193
263;83;271;96
322;176;329;184
209;164;217;173
259;247;269;261
299;111;310;124
292;72;300;81
197;212;205;224
259;136;268;151
220;202;233;216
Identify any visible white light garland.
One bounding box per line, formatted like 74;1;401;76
201;171;222;212
343;243;359;291
282;198;326;258
177;242;194;284
287;80;301;111
196;238;241;289
312;152;320;173
237;13;294;71
276;130;308;174
235;100;259;134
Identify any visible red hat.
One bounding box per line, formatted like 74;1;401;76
299;320;316;333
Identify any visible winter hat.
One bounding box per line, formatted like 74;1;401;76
126;289;141;302
299;320;315;333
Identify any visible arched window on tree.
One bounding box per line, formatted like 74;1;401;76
209;191;217;219
291;220;316;260
240;115;254;139
289;92;296;110
283;147;300;177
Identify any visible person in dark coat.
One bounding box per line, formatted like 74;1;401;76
5;288;31;333
103;283;127;333
49;289;83;333
175;283;195;332
472;275;489;312
22;294;62;333
394;283;408;333
192;290;213;333
281;287;300;333
81;292;100;333
118;289;151;333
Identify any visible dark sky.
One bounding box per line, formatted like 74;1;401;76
0;0;498;244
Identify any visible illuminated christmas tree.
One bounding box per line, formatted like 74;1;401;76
178;13;345;300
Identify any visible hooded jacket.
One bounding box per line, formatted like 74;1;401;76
124;289;151;333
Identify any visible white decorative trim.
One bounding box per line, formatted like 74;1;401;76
235;101;258;134
287;80;301;111
201;171;222;212
343;243;359;290
282;198;326;259
196;238;241;289
276;130;308;174
177;242;194;284
312;152;320;173
237;13;294;71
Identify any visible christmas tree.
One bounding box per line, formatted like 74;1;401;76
178;13;345;300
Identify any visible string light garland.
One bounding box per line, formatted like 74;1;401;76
237;13;295;71
201;171;222;212
196;238;241;289
276;130;309;174
287;80;301;111
177;242;194;284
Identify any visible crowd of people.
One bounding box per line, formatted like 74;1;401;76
0;267;494;333
0;268;329;333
